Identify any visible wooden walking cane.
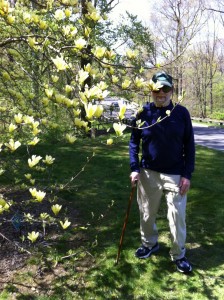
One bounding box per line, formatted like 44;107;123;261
115;182;137;265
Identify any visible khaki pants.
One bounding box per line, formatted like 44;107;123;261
137;168;187;261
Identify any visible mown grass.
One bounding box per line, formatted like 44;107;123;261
1;133;224;299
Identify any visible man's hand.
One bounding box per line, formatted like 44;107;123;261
130;171;140;187
179;177;190;195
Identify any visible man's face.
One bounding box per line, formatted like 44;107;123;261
151;85;173;107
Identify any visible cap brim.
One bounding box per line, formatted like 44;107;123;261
159;80;173;88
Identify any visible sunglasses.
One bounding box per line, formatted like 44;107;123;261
153;86;172;93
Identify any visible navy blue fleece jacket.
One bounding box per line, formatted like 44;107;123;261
129;101;195;179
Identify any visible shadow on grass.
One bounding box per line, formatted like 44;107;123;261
1;141;224;299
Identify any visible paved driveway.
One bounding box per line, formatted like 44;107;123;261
193;123;224;151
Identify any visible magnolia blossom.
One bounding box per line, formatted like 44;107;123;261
43;155;55;165
24;173;32;179
74;37;87;50
118;104;127;120
126;49;139;59
107;138;113;145
8;123;17;132
74;118;88;128
28;137;40;145
77;69;89;85
112;75;119;83
134;77;145;88
40;213;49;220
92;46;106;59
88;11;101;22
113;123;127;137
54;9;65;20
66;133;77;144
60;219;71;229
29;188;46;202
85;103;97;119
52;55;68;71
94;105;103;118
14;113;23;123
51;204;62;216
5;139;21;151
23;115;34;124
45;88;54;98
27;231;39;243
122;79;131;89
28;155;42;168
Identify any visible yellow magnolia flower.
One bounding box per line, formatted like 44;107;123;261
74;118;88;128
23;12;31;23
45;88;54;98
88;11;101;22
65;85;73;93
112;75;119;83
27;231;39;243
107;138;113;145
23;115;34;124
43;155;55;165
8;123;17;132
66;133;77;144
92;46;106;59
113;123;127;137
74;37;87;50
77;69;89;85
97;81;108;90
122;79;131;89
51;75;59;82
28;137;40;146
63;25;71;36
28;37;36;48
52;55;68;71
64;8;72;18
40;213;49;220
134;77;145;88
60;219;71;229
51;204;62;216
106;50;116;60
14;113;23;124
29;188;46;202
24;173;32;179
29;187;37;197
39;20;47;30
30;179;35;185
35;190;46;202
42;97;50;106
5;139;21;151
7;15;15;24
166;110;171;116
85;103;97;119
28;155;42;168
0;169;5;175
94;105;103;118
73;109;81;117
84;26;92;37
118;104;127;120
146;79;163;91
54;9;65;20
126;49;139;59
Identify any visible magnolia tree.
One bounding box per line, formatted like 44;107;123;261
0;0;163;244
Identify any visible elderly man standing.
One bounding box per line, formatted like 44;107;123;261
129;71;195;273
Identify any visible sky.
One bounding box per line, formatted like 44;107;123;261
109;0;153;25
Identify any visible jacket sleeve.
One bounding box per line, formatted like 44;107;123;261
129;117;142;173
182;110;195;179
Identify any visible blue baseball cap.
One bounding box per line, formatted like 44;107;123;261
152;71;173;87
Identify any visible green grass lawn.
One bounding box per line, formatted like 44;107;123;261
1;134;224;299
